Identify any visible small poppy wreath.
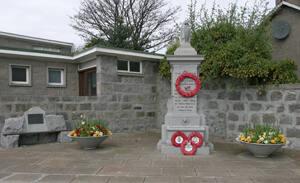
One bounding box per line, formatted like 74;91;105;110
188;132;204;148
180;140;197;156
175;72;201;98
171;131;188;147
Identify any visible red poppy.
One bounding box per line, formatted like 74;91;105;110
180;140;197;156
188;132;203;148
171;131;188;147
175;72;201;98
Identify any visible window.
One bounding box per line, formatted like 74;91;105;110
117;60;142;73
9;65;31;86
47;68;65;86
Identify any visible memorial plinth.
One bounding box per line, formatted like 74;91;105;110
157;42;213;156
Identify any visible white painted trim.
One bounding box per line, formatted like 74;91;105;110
0;31;73;47
117;60;143;74
282;1;300;11
9;64;32;86
272;1;300;16
73;47;164;61
0;47;164;62
47;67;66;87
78;65;97;71
0;49;73;60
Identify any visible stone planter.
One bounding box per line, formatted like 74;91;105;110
236;138;285;158
70;136;108;150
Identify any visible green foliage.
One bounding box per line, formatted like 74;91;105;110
85;17;133;49
159;1;298;86
240;124;285;144
159;40;180;80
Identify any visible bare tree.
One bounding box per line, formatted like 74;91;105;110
71;0;179;51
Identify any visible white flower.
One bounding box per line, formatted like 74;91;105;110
81;121;85;125
264;140;269;144
80;114;83;118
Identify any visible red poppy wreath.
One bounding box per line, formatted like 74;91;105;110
171;131;188;147
188;132;204;148
175;72;201;98
180;140;197;156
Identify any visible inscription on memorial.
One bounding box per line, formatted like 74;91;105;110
28;114;44;125
173;69;197;113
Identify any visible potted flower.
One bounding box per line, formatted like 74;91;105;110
68;116;112;150
237;125;287;158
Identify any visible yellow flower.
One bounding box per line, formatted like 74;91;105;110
271;139;276;144
69;130;76;137
281;137;286;144
240;136;245;141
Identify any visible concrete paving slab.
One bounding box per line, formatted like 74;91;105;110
1;173;42;183
0;132;299;182
37;175;75;183
108;176;145;183
144;176;180;183
71;175;110;183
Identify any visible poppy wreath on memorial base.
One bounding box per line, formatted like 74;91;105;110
171;131;188;147
171;131;204;155
175;72;201;98
180;140;197;156
188;132;203;148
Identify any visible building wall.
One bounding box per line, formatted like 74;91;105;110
157;80;300;149
0;56;160;135
0;36;72;54
95;55;159;132
271;7;300;76
0;57;78;96
276;0;300;6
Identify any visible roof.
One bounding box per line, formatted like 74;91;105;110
0;31;74;47
270;1;300;18
0;44;164;63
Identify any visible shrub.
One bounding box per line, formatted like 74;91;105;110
159;1;298;86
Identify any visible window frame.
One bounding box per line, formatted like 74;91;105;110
47;67;66;87
9;64;32;86
117;60;143;74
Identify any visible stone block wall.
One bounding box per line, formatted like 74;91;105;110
0;58;78;96
157;82;300;149
0;95;157;136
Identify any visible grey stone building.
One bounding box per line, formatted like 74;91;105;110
0;31;164;134
271;0;300;76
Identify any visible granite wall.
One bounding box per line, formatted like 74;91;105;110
0;58;78;96
0;94;157;135
157;81;300;149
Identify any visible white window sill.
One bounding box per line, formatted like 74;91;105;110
9;82;32;87
47;84;66;88
117;72;144;77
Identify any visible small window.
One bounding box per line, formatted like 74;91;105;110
117;60;128;71
47;68;65;86
117;60;142;74
9;65;31;86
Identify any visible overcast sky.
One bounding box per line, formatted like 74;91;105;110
0;0;275;50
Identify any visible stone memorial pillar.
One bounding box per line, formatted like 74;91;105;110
157;21;213;155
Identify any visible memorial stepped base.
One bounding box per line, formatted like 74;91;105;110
158;124;213;155
157;140;213;155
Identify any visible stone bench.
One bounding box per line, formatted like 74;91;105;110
0;107;71;148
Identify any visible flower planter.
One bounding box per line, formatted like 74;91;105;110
236;138;285;158
70;135;108;150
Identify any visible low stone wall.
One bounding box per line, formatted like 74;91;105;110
157;83;300;149
0;95;157;135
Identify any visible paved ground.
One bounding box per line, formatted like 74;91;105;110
0;132;300;183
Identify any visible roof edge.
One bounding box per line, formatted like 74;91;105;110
270;1;300;18
0;31;74;47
